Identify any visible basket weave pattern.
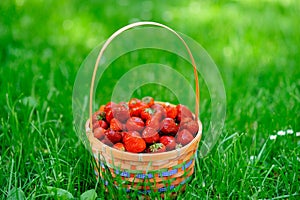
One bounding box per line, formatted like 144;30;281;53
86;119;202;192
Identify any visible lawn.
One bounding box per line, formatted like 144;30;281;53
1;0;299;199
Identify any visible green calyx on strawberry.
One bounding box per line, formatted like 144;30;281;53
149;143;166;153
92;111;105;123
142;96;154;107
97;111;106;120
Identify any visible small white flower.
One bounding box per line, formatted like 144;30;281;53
250;155;256;160
270;135;277;140
296;132;300;137
286;129;294;134
277;130;286;136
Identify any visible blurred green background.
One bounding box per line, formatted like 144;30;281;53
1;0;299;199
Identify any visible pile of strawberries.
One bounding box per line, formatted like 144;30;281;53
91;96;199;153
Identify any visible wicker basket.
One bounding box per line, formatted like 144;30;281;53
85;22;202;195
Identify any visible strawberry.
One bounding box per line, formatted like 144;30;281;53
91;110;106;124
93;119;108;130
142;127;160;144
140;108;155;121
105;129;122;144
92;110;108;130
160;118;179;136
113;142;125;151
123;130;141;140
99;120;109;129
101;137;113;146
179;117;199;136
123;131;146;153
105;110;114;123
159;136;176;151
176;104;194;122
110;118;123;131
149;143;166;153
145;115;161;131
129;103;148;117
111;102;130;122
164;104;178;119
151;103;166;120
142;96;154;107
128;98;142;108
126;117;144;132
176;129;194;146
104;101;116;113
93;127;106;140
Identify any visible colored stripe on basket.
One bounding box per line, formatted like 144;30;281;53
99;154;196;174
182;159;193;170
115;169;130;178
159;168;178;177
135;173;154;179
102;158;195;179
180;176;191;185
100;175;192;194
138;177;191;194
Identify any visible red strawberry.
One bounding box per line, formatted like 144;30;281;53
128;98;142;108
93;119;108;130
149;143;166;153
113;143;125;151
99;120;108;129
92;110;106;123
142;127;160;144
93;127;106;140
180;117;199;136
129;103;148;117
142;96;154;107
140;108;155;121
164;104;178;119
105;129;122;144
110;118;123;131
176;129;194;146
104;101;116;113
159;136;176;151
112;103;130;122
105;110;114;123
176;104;194;122
145;115;161;131
160;118;179;136
101;137;113;146
123;131;146;153
151;103;166;119
123;130;141;141
126;117;145;132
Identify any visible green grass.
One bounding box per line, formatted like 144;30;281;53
1;0;299;199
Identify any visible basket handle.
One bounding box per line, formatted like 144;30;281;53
89;21;200;128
